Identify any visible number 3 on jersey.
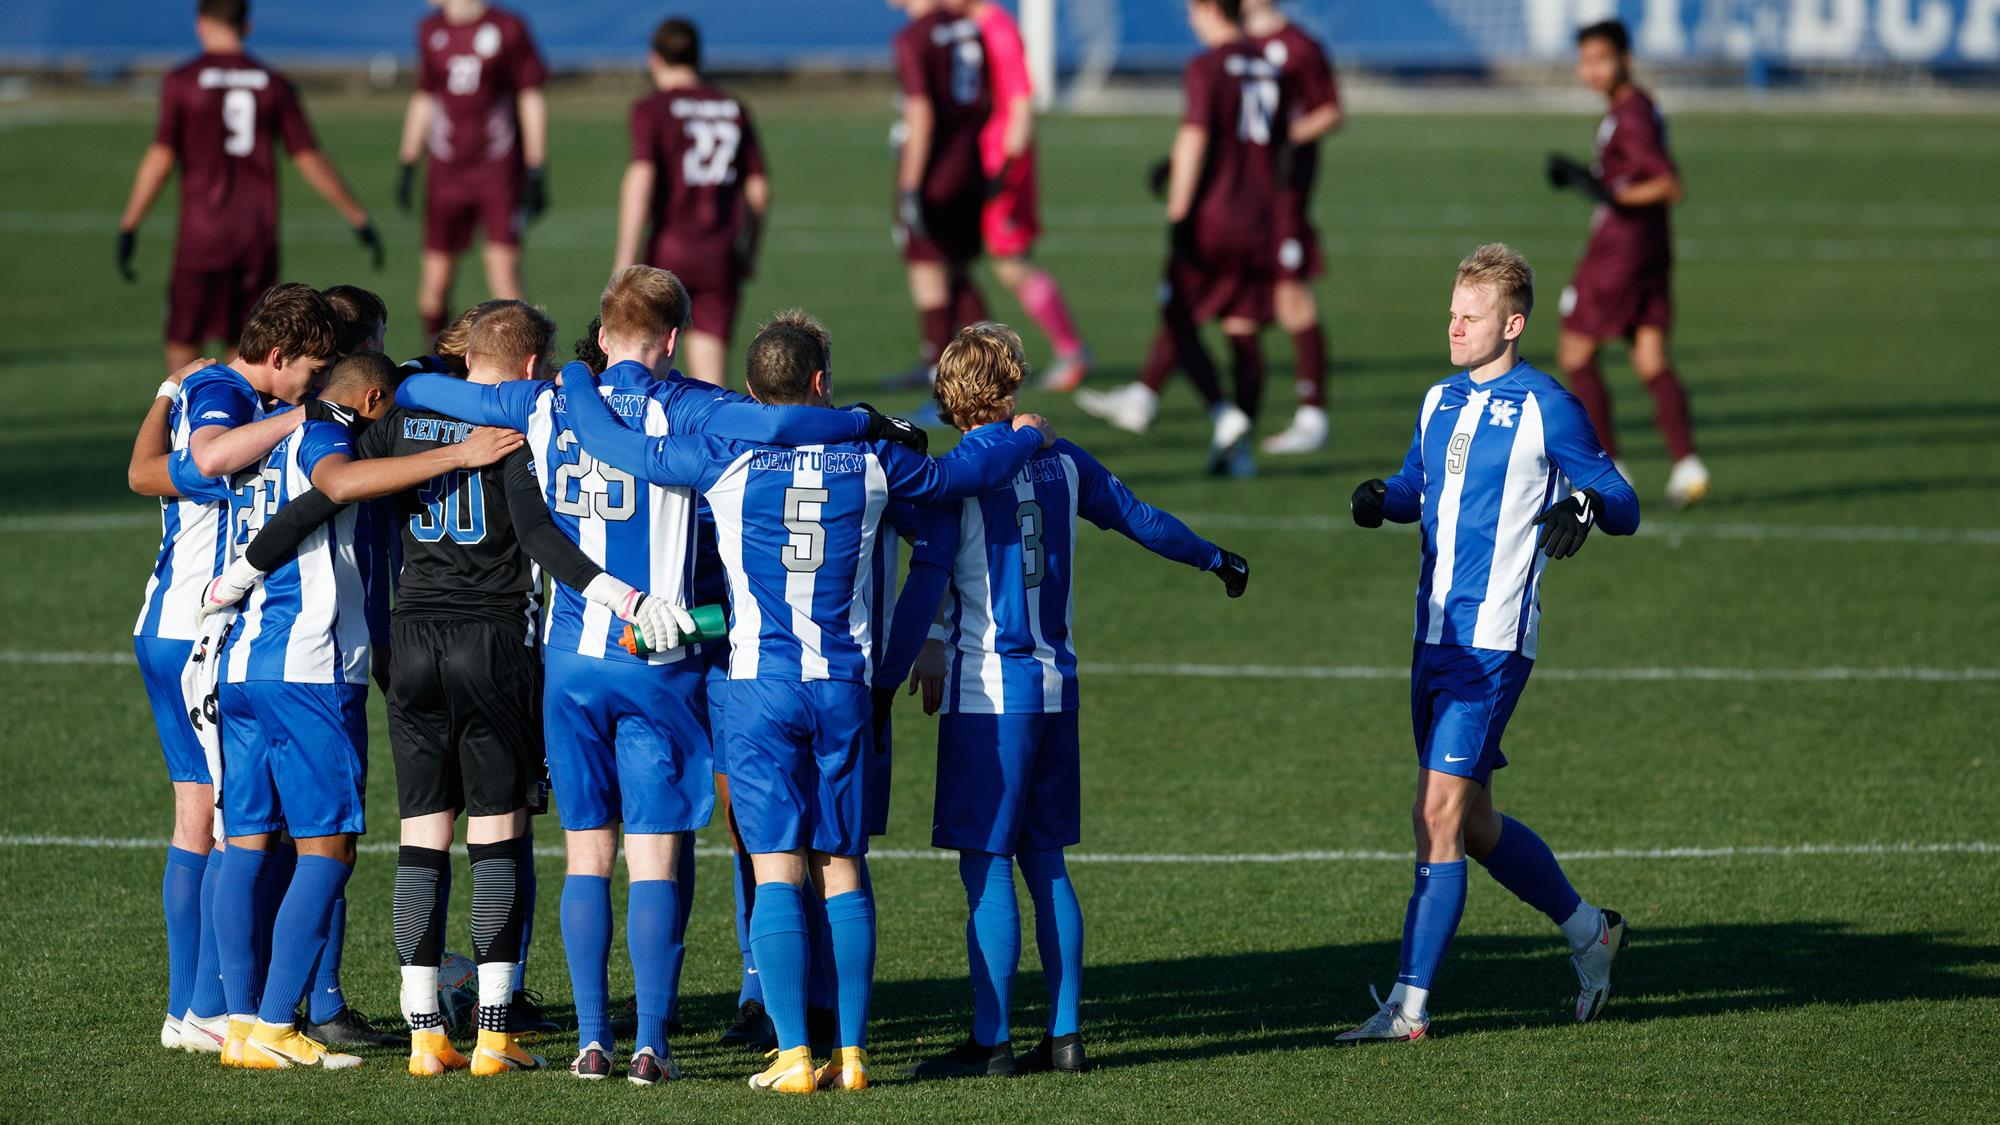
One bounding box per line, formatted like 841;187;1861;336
1016;499;1045;588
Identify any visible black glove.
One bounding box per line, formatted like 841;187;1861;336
1212;549;1249;598
1168;218;1200;265
304;397;359;429
1531;487;1602;559
1547;153;1612;205
522;166;548;222
897;188;929;242
1145;156;1171;200
395;162;416;214
115;229;137;282
871;686;897;749
985;158;1012;201
354;221;384;272
1351;479;1388;528
854;401;929;454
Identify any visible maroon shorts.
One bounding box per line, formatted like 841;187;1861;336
1561;263;1673;340
684;279;743;342
425;178;523;255
899;189;984;265
166;249;277;347
1275;216;1324;283
1167;253;1274;326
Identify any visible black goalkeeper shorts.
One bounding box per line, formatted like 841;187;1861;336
388;615;545;819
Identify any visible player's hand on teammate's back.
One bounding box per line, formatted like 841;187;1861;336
1351;479;1388;528
451;427;525;469
1547;153;1612;205
354;221;385;271
395;163;416;215
1212;550;1250;598
523;166;548;222
855;402;929;454
169;357;216;386
1531;488;1603;559
908;638;949;716
1012;413;1056;449
115;230;137;282
897;189;928;241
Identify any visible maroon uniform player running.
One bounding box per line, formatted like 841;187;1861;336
1079;0;1290;478
889;0;992;385
117;0;380;374
1549;19;1709;508
612;17;770;389
396;0;549;342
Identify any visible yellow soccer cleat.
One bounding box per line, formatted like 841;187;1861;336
244;1022;363;1069
748;1046;817;1095
408;1029;470;1076
220;1017;254;1068
816;1046;870;1091
470;1029;545;1076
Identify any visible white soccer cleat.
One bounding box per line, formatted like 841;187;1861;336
1075;383;1157;435
1261;405;1327;455
1333;985;1429;1046
1209;403;1252;453
178;1012;228;1053
161;1016;183;1050
1571;909;1628;1022
1664;454;1710;510
1038;347;1092;393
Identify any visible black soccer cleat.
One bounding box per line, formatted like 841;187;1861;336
905;1037;1017;1080
1016;1032;1090;1074
303;1004;408;1049
721;1000;777;1050
510;989;561;1036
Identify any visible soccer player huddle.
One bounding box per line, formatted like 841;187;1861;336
119;0;1706;1091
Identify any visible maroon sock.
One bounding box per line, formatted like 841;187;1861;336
1163;308;1223;408
1291;325;1327;408
1227;334;1264;420
1565;359;1618;458
949;278;988;330
919;306;952;366
1645;368;1697;461
1138;327;1177;394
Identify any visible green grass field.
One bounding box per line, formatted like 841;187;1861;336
2;91;1998;1121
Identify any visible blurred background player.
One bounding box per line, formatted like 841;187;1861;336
889;324;1248;1080
1549;19;1709;509
964;0;1090;392
1340;245;1635;1045
1080;0;1288;478
887;0;992;394
613;17;770;389
1245;0;1343;456
397;0;549;342
116;0;381;374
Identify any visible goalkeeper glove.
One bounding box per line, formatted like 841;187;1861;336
1145;156;1171;200
897;189;929;242
586;574;695;651
1531;487;1603;559
1211;550;1249;598
1351;479;1388;528
522;166;548;222
198;556;265;623
854;401;929;454
115;230;138;282
395;162;416;214
354;220;385;271
1547;153;1612;205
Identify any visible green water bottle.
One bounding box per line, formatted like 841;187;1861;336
620;603;729;657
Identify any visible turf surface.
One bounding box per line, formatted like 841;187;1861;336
1;90;1997;1121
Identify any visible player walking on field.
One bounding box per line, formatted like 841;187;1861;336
1340;244;1636;1044
1549;19;1709;509
397;0;549;342
116;0;381;374
613;17;770;389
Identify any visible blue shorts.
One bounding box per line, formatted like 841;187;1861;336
218;679;368;838
135;635;208;784
933;711;1081;856
543;648;713;834
1410;642;1532;786
702;643;732;775
715;679;871;857
866;703;892;838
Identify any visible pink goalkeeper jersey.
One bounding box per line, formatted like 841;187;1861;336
975;2;1031;175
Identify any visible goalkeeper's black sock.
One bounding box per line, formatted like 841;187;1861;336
394;846;449;1029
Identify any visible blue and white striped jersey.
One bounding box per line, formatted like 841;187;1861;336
919;437;1222;715
560;373;1045;685
1381;361;1639;659
221;420;379;685
135;364;264;641
395;361;879;666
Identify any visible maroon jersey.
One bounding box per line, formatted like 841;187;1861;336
153;52;317;270
893;11;991;202
1582;87;1676;276
1182;40;1293;260
1253;24;1338;211
630;83;766;288
417;5;547;183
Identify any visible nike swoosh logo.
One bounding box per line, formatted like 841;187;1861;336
1576;509;1591;524
1444;753;1471;763
1437;403;1460;411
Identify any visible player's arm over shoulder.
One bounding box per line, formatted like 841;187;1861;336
1066;440;1224;570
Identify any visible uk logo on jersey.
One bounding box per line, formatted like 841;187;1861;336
1488;400;1518;429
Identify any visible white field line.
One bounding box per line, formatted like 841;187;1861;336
0;834;1991;865
5;649;1995;683
8;510;1996;548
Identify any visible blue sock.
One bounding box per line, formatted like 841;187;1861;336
514;834;536;993
733;851;761;1006
1018;848;1084;1038
252;843;295;987
255;855;353;1026
1474;816;1583;925
748;882;809;1051
217;845;270;1016
561;875;614;1051
1396;860;1468;991
958;851;1020;1046
306;896;347;1023
163;846;207;1017
806;883;836;1012
190;849;227;1018
667;844;695;1024
824;889;876;1049
626;879;680;1055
